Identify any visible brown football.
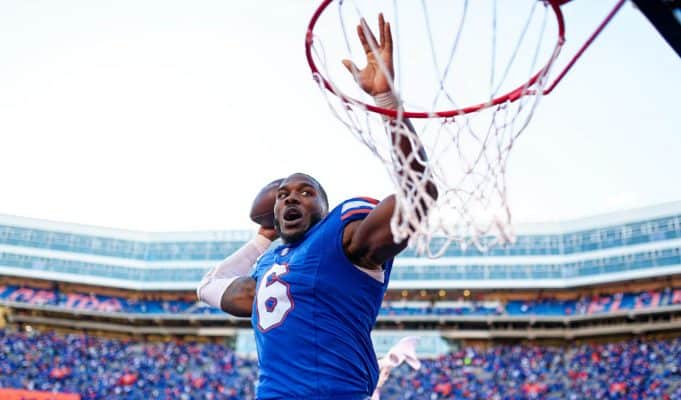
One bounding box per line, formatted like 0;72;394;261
249;178;283;228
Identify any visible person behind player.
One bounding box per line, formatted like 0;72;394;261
197;14;437;399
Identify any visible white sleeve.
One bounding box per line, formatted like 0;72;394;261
372;336;421;399
196;234;272;309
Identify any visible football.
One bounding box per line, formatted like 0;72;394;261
249;178;283;228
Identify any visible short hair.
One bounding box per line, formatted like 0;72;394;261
290;172;329;212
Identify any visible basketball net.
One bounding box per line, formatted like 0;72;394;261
307;0;566;256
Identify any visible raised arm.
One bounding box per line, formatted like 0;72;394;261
342;14;438;269
196;227;273;317
196;181;281;317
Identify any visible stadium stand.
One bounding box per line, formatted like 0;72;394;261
1;329;679;399
1;204;681;398
1;202;681;289
0;329;256;400
1;284;679;317
379;337;681;399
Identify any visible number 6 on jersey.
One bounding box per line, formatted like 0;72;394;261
255;263;294;331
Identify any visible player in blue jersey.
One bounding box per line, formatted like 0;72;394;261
197;14;437;399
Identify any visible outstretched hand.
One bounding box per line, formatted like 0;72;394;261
342;13;394;96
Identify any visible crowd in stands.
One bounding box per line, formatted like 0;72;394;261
379;338;681;400
0;329;256;399
2;285;681;318
0;285;188;314
377;287;681;317
1;329;680;399
507;286;681;317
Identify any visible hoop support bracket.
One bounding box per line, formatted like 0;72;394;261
542;0;628;95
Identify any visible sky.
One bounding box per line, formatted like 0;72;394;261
0;0;679;233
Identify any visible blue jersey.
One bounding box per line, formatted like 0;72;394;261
250;197;393;400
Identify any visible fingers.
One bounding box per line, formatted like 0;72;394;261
358;17;379;55
379;13;385;48
342;59;361;82
257;226;279;241
384;21;392;54
356;21;371;55
346;13;394;90
357;14;392;55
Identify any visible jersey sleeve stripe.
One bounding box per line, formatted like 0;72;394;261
359;196;380;205
341;200;377;214
341;208;373;220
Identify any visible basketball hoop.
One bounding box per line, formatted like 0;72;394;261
305;0;626;256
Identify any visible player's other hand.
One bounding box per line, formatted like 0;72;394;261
342;13;394;96
258;226;278;241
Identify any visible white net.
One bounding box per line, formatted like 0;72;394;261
308;0;564;257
